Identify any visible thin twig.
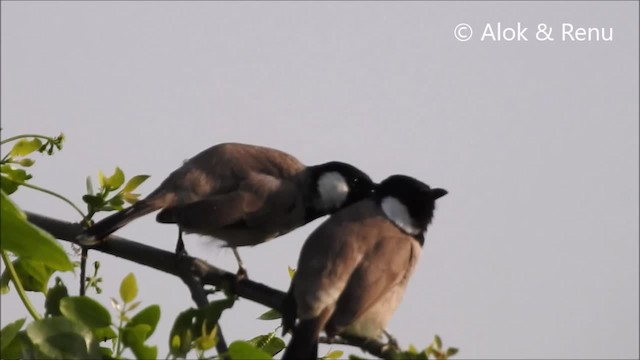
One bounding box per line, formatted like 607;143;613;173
175;252;229;357
80;248;88;295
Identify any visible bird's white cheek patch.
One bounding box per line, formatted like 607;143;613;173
381;197;421;235
317;172;349;210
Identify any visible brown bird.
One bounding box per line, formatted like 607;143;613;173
282;175;447;359
77;143;374;275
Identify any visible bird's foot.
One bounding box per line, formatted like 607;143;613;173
236;265;249;281
382;330;400;351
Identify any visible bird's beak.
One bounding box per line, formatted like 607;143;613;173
431;188;448;199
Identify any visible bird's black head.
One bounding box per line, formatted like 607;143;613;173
307;161;375;216
376;174;447;235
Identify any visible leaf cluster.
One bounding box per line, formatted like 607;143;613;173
0;134;64;195
82;167;149;223
1;273;160;360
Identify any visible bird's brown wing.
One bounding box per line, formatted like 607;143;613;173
156;190;263;229
292;201;379;320
156;173;301;233
237;173;301;225
327;225;417;334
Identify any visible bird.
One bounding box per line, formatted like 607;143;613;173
76;142;375;276
281;174;447;360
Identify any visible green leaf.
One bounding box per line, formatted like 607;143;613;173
169;308;198;358
168;300;234;357
123;175;150;193
0;267;8;294
99;346;114;358
323;350;344;359
60;296;112;328
1;258;56;293
108;195;125;210
170;334;181;350
85;176;94;196
1;330;24;359
98;171;106;188
0;318;26;351
53;133;65;150
0;175;19;194
425;344;435;356
82;194;104;208
247;333;285;356
122;324;151;347
45;279;69;316
106;167;125;190
130;343;158;360
228;341;272;360
434;335;442;350
127;301;142;312
10;138;43;157
194;323;218;351
257;309;282;321
0;190;73;271
26;316;99;359
119;273;137;304
287;266;296;279
122;192;141;205
128;305;161;339
1;165;32;182
93;326;118;342
18;158;35;167
195;298;235;337
446;347;459;357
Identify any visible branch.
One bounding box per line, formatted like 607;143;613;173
25;211;395;359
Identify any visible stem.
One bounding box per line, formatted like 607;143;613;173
1;251;42;321
116;312;124;356
80;248;88;296
14;180;85;218
0;134;55;146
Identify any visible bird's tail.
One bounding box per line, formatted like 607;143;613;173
281;284;297;336
282;318;323;360
77;195;168;245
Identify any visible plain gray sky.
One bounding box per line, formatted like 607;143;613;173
1;2;638;359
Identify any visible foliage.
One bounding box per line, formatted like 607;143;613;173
1;273;159;359
0;132;459;359
82;168;149;223
387;336;459;360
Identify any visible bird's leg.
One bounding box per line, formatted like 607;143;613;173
175;226;188;256
383;329;400;350
324;335;336;344
232;248;248;280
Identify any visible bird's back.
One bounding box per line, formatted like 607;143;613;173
149;143;306;203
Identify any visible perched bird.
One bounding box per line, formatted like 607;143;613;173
77;143;374;275
282;175;447;360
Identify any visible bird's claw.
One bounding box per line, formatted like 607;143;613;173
236;266;249;281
